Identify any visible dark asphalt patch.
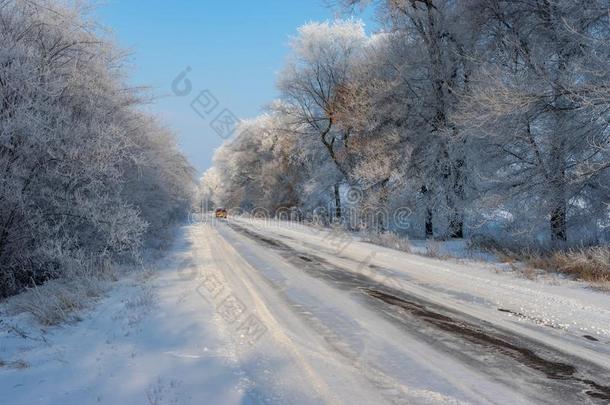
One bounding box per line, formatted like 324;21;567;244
365;289;576;379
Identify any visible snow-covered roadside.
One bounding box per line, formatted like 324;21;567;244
229;217;610;366
3;219;609;404
1;224;400;405
0;227;262;405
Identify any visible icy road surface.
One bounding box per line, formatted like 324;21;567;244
2;218;610;404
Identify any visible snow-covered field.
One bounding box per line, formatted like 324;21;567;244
1;219;610;404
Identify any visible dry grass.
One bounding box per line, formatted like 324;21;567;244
424;240;444;258
527;247;610;284
8;278;103;325
6;263;116;326
361;231;412;253
0;358;29;369
470;236;610;285
519;266;539;280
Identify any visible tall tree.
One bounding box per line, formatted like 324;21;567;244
458;0;610;243
339;0;475;238
278;19;367;219
0;0;194;296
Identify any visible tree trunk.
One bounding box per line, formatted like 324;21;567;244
543;0;567;245
423;3;466;240
448;215;464;239
334;183;342;219
378;178;390;232
550;201;567;242
425;208;433;238
421;185;434;238
448;156;465;239
549;155;567;243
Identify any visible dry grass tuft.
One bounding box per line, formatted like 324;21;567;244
424;240;443;258
6;264;115;325
531;247;610;283
361;231;412;253
470;235;610;285
0;359;29;369
519;266;539;280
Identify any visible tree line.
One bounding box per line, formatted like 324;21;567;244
0;0;195;297
203;0;610;247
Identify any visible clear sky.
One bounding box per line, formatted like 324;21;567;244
95;1;375;176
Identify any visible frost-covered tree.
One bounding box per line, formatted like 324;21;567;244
207;2;610;248
338;0;476;238
0;0;194;296
209;110;309;214
197;167;223;212
328;32;412;231
278;19;368;219
457;0;610;244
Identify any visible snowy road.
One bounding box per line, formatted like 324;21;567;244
2;219;610;404
187;217;610;404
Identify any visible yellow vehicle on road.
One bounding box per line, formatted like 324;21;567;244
215;208;227;219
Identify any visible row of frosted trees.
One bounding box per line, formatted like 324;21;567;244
0;0;195;297
203;0;610;247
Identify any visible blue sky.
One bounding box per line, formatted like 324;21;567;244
96;1;375;175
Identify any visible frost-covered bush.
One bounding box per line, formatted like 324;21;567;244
0;0;194;297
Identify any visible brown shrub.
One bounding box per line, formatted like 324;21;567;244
541;247;610;283
472;237;610;284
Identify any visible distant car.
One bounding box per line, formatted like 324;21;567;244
215;208;227;219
